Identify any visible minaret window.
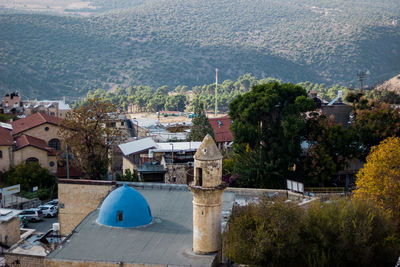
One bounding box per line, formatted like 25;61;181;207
196;168;203;186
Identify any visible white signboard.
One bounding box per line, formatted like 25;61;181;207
286;180;292;190
286;180;304;193
33;186;38;192
1;184;20;196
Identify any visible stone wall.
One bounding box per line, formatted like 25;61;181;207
58;179;115;235
0;145;12;172
164;163;188;184
0;217;20;247
5;253;44;267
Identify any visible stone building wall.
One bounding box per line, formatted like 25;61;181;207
22;123;63;146
5;254;44;267
13;146;57;173
0;145;12;172
58;179;115;235
164;164;188;184
0;217;20;247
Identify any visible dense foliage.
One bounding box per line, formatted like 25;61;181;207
0;162;56;200
59;98;124;179
224;198;400;267
188;104;214;141
228;82;315;188
1;0;400;98
353;137;400;222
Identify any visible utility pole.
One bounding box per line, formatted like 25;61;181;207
65;144;70;179
357;71;365;90
215;68;218;117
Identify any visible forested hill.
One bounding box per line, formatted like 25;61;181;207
1;0;400;98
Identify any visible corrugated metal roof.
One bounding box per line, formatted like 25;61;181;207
153;141;201;152
118;137;157;156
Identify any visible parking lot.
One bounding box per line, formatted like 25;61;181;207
26;215;58;233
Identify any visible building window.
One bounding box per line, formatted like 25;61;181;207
117;211;123;222
48;138;61;151
121;121;125;126
0;150;2;158
49;161;55;167
50;112;55;116
45;126;49;131
26;157;39;164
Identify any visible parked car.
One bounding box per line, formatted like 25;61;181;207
38;205;58;217
45;199;58;206
20;208;43;222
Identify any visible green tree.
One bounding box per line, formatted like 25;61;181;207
229;82;315;188
164;94;186;111
351;101;400;159
300;113;356;186
59;98;123;179
0;162;56;200
188;104;214;141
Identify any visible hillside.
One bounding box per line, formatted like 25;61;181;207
0;0;400;98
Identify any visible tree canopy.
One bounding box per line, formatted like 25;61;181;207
353;136;400;221
59;98;123;179
224;198;399;266
228;82;315;188
188;104;214;141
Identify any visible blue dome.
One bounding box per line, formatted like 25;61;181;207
98;184;152;228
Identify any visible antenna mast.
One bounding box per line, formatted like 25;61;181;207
215;68;218;117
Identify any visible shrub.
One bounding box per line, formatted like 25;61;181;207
223;198;400;267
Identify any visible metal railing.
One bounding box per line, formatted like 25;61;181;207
305;187;346;194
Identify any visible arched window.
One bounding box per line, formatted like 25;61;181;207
0;150;2;158
48;138;61;151
26;157;39;164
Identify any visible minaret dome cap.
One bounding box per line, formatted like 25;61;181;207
194;134;222;161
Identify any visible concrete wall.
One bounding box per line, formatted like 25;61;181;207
13;146;57;173
0;145;12;172
45;259;164;267
5;253;44;267
0;217;20;247
58;180;115;235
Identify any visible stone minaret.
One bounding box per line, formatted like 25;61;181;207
188;134;226;254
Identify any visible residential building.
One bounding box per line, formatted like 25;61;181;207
209;115;233;152
0;113;64;174
119;137;201;183
0;92;23;114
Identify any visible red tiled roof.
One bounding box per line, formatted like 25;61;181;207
11;112;61;135
209;116;234;143
57;160;84;178
0;127;13;146
15;134;57;156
